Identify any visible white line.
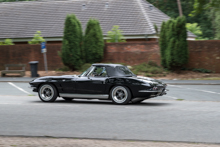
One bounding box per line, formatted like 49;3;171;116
164;95;178;100
169;85;220;95
168;85;182;88
8;82;31;95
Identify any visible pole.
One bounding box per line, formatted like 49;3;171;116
177;0;183;16
43;52;48;73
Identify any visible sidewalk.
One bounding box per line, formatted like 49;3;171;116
0;77;220;85
0;136;220;147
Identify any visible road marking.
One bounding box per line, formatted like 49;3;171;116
169;85;220;95
168;85;182;88
8;82;31;95
164;95;178;100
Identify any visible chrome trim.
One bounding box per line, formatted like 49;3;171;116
59;93;109;99
39;85;54;101
139;90;159;92
111;86;128;104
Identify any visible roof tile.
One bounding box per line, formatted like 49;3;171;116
0;0;196;39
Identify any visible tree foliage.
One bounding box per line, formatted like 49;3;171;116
159;21;167;67
174;16;188;67
106;25;126;43
28;31;45;44
190;0;220;16
61;14;83;70
209;10;220;39
159;17;188;70
0;39;14;45
165;19;177;68
83;18;104;63
147;0;214;39
186;23;203;39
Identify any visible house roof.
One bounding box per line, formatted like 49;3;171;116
0;0;196;40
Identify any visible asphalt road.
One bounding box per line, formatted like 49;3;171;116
0;82;220;143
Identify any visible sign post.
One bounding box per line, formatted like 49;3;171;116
41;42;48;73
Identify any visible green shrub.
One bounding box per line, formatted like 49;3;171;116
147;61;159;67
145;74;154;77
79;63;92;72
192;68;212;73
61;14;83;70
131;62;164;75
0;39;14;45
106;25;126;43
160;17;188;70
83;19;104;63
148;67;164;74
159;21;167;67
28;31;45;44
56;66;70;71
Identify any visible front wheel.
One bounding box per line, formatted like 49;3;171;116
110;86;131;105
38;84;58;102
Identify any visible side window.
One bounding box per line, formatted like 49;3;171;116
89;66;108;77
117;66;133;76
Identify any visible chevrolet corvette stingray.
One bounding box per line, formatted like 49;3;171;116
29;63;168;104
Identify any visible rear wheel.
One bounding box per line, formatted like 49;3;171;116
110;86;131;105
38;84;58;102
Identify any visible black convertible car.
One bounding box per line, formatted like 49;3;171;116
29;63;168;104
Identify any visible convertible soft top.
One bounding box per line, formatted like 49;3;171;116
92;63;123;68
92;63;134;77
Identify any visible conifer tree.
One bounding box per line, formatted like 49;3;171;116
166;19;177;68
159;21;167;67
174;16;188;66
164;17;188;69
61;14;83;70
83;19;104;63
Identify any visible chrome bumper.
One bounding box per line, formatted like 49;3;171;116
159;89;169;96
139;89;169;97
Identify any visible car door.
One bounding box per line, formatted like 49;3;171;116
75;66;107;94
58;77;76;93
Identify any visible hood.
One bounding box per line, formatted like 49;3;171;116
35;75;78;80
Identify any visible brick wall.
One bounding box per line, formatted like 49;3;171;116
187;40;220;73
0;44;63;71
0;42;161;71
103;42;161;65
0;40;220;73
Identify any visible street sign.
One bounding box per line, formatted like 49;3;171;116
41;42;47;53
41;42;48;72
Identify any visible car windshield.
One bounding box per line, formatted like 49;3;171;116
116;66;135;76
79;66;94;77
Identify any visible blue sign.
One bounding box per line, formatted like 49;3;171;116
41;42;47;53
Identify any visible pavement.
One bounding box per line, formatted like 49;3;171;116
1;136;220;147
1;77;220;147
1;77;220;85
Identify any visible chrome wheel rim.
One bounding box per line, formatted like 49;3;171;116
112;86;128;103
39;85;54;101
